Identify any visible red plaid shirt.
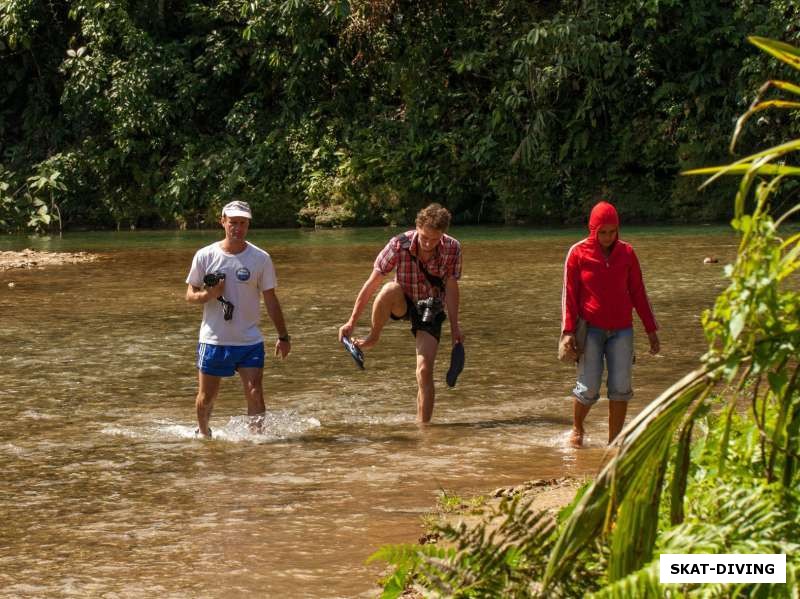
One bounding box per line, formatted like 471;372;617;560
374;230;462;302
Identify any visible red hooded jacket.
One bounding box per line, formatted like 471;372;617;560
561;201;658;334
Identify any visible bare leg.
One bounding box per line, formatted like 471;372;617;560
196;372;221;437
415;330;439;423
608;399;628;444
356;282;407;350
239;367;265;433
571;398;591;447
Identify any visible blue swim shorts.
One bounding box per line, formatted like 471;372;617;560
196;342;265;377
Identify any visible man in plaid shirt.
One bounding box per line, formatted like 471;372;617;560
338;203;464;422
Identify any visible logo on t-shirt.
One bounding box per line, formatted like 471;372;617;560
236;267;251;281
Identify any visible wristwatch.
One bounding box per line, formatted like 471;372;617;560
278;335;291;342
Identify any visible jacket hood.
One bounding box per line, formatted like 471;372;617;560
588;201;619;242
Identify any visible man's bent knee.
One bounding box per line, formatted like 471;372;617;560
377;282;407;315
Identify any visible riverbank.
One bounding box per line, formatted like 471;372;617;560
384;477;586;597
0;249;98;271
417;477;585;546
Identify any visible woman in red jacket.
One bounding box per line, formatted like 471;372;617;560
560;201;660;447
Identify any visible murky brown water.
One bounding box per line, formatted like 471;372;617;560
0;226;735;597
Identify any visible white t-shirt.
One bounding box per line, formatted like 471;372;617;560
186;241;277;346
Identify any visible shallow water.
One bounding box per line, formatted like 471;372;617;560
0;226;734;597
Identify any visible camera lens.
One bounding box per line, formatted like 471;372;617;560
417;297;442;324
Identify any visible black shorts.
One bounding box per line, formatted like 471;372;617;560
391;295;447;342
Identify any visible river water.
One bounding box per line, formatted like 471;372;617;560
0;226;734;597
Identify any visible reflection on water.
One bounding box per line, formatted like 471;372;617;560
0;227;734;597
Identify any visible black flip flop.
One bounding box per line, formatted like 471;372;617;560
342;336;365;369
446;342;465;387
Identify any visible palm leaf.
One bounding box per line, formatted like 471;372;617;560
749;36;800;71
732;100;800;153
759;79;800;97
683;138;800;191
670;399;709;525
776;204;800;228
778;240;800;281
683;164;800;177
607;433;670;581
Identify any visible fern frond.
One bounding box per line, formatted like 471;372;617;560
588;561;662;599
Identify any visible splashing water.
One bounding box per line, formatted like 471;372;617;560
100;411;322;443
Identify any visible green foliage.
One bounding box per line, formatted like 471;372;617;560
27;164;65;234
436;490;468;514
2;1;799;230
368;497;588;598
372;36;800;597
427;490;489;519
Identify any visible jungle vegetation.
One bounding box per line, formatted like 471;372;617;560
369;36;800;598
2;0;799;232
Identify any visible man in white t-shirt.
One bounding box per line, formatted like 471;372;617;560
186;200;291;438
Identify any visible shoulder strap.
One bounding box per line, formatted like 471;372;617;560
398;233;445;291
396;233;413;250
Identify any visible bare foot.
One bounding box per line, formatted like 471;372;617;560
355;335;379;350
249;414;265;434
569;428;584;448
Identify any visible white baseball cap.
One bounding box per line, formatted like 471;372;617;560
221;200;252;219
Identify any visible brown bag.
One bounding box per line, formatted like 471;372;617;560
558;318;587;363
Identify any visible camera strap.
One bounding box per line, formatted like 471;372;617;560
398;233;445;292
412;255;445;291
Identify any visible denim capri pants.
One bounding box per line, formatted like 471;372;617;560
573;326;634;406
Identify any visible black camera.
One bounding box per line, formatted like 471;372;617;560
416;297;443;324
203;271;226;287
202;271;234;321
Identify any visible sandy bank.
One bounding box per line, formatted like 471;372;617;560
418;477;584;546
387;478;584;597
0;249;99;272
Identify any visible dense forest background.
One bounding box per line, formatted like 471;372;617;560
1;0;799;231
